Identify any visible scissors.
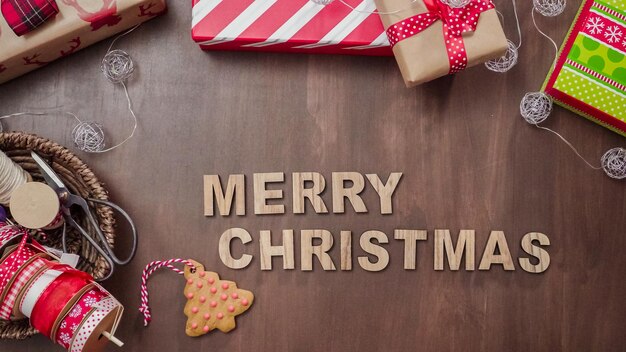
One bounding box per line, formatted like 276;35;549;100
31;151;137;281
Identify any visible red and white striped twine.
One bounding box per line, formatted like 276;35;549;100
139;258;195;326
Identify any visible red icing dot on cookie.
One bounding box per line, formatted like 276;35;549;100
210;287;217;294
187;279;194;285
222;283;229;290
231;292;238;299
199;296;206;303
203;313;210;320
227;305;235;312
208;277;215;284
187;293;194;299
220;294;228;301
210;301;217;308
192;307;199;313
191;322;198;329
199;271;206;278
217;313;223;319
203;325;210;332
241;298;248;306
197;282;203;289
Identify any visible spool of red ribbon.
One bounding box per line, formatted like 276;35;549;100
0;234;124;351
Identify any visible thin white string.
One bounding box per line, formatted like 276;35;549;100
106;24;141;54
0;112;45;132
333;0;421;15
522;6;605;171
511;0;521;49
531;9;558;66
533;124;602;169
87;82;138;153
485;0;521;72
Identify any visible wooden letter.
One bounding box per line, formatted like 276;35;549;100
218;228;253;269
365;173;403;214
340;231;352;271
253;172;285;215
301;230;336;271
203;175;245;216
292;172;328;214
519;232;550;273
479;231;515;271
394;230;427;270
331;172;367;213
260;230;295;270
434;229;475;271
358;230;390;272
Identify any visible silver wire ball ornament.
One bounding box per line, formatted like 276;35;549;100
101;49;135;84
533;0;566;17
520;92;553;125
601;147;626;179
310;0;334;4
72;122;106;152
440;0;471;8
485;40;519;72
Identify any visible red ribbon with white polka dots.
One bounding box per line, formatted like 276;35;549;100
385;0;495;74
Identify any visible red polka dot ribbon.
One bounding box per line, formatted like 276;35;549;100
70;296;122;352
55;285;107;349
385;0;495;74
0;235;37;295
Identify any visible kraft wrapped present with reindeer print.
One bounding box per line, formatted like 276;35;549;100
0;0;166;84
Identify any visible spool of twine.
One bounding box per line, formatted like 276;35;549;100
0;151;32;205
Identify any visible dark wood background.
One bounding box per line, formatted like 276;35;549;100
1;0;626;350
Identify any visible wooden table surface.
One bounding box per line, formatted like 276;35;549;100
1;0;626;351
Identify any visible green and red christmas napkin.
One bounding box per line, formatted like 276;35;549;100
543;0;626;136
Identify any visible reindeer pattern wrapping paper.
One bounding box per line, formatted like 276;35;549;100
0;0;166;84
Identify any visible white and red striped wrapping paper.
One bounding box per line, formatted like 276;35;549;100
191;0;393;55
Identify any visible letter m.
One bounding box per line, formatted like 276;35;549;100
204;175;245;216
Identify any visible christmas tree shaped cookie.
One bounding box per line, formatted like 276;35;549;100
183;260;254;336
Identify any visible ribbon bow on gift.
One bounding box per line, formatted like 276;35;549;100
1;0;59;36
386;0;495;73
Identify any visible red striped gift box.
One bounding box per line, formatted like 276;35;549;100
191;0;393;56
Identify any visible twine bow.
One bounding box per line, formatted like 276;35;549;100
386;0;495;73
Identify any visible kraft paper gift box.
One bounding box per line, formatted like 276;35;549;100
372;0;508;87
543;0;626;137
191;0;393;56
0;0;166;84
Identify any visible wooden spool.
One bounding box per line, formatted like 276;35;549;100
0;132;118;340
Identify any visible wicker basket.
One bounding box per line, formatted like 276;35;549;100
0;132;116;340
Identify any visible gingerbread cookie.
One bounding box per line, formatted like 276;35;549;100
183;260;253;336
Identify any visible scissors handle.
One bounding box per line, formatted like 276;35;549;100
62;221;115;281
85;197;138;266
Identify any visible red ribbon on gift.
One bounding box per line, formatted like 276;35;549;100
385;0;495;73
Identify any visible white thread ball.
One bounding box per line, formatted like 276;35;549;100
310;0;334;4
72;122;106;152
601;147;626;179
485;40;519;73
533;0;566;17
101;49;134;84
520;92;552;125
440;0;471;8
